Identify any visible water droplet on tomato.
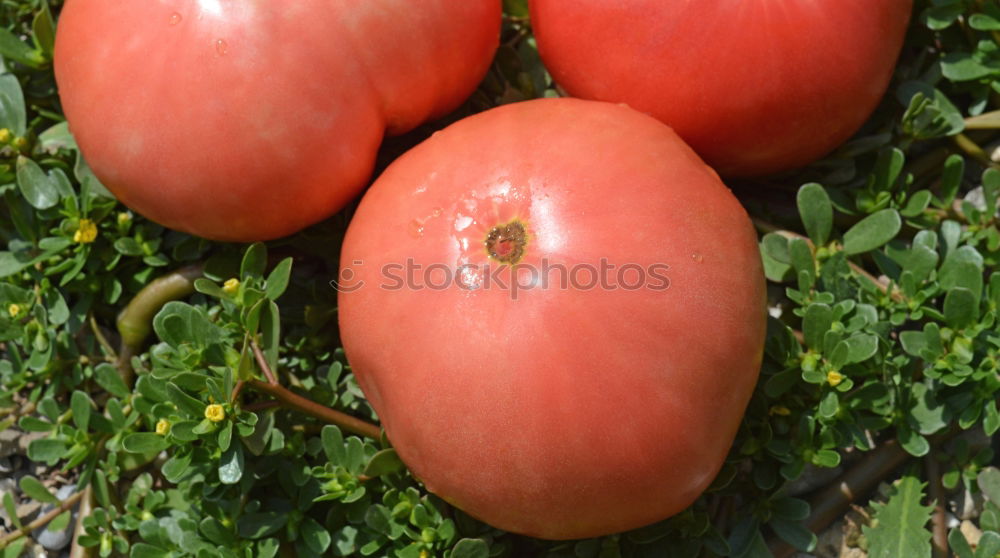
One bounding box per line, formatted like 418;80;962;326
215;39;228;56
169;12;182;25
692;253;704;263
454;214;474;232
458;266;483;290
408;220;425;239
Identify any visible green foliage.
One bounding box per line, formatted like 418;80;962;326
862;477;934;558
0;0;999;557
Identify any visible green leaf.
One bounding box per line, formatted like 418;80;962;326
863;476;933;558
771;498;810;521
165;382;206;418
949;528;975;558
301;516;332;554
322;425;346;465
2;492;19;529
978;467;1000;505
0;28;44;68
218;442;244;485
818;391;839;419
802;304;833;350
199;517;235;547
265;258;293;300
0;74;26;135
872;147;906;191
840;334;879;365
241;243;267;280
238;512;285;539
770;518;816;552
812;450;841;468
943;287;979;329
19;475;57;505
94;363;131;398
194;278;225;298
27;438;68;464
451;538;490;558
153;302;224;349
0;251;30;278
976;531;1000;558
122;433;168;454
32;2;56;56
71;390;92;432
363;448;405;478
940;246;984;305
129;543;171;558
16;156;59;209
843;209;901;255
939;154;965;205
797;183;833;246
762;233;790;264
1;539;27;558
162;451;192;483
257;539;280;558
908;383;948;435
900;190;932;218
941;51;1000;82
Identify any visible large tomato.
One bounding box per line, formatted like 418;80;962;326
54;0;500;241
339;98;766;539
530;0;913;177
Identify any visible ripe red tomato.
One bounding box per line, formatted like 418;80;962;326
530;0;913;177
54;0;500;241
339;98;766;539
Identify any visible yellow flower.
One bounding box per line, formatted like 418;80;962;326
155;419;170;435
204;403;226;422
117;212;132;226
769;405;791;416
7;304;20;318
73;219;98;244
826;370;844;387
222;278;240;296
0;128;10;143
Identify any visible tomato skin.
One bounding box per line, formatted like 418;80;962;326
530;0;913;177
339;98;766;539
53;0;500;241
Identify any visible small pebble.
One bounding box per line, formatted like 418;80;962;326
32;484;77;551
0;456;12;474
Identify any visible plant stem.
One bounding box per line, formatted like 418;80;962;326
246;379;380;439
251;340;278;385
115;264;204;385
88;313;117;360
69;485;95;558
925;456;948;558
0;490;85;549
952;133;996;168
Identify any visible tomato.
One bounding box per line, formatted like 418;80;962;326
339;98;766;539
54;0;500;241
530;0;913;177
